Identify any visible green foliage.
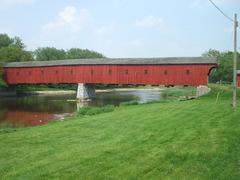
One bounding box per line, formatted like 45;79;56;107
34;47;105;61
204;49;240;83
0;34;13;48
34;47;66;61
77;105;114;116
11;36;25;49
0;79;5;87
0;46;33;62
0;34;33;62
162;86;196;97
0;66;6;87
0;34;105;63
120;100;139;106
207;83;233;98
67;48;104;59
202;48;221;58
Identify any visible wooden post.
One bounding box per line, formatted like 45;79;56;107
233;14;238;108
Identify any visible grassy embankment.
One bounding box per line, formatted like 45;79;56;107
0;84;240;179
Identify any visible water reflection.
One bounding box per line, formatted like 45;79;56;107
5;111;53;127
0;90;162;128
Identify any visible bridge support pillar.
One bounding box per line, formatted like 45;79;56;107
77;83;96;100
196;86;211;97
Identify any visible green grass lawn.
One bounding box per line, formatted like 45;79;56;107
0;85;240;179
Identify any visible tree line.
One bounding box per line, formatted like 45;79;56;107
0;33;104;87
0;34;104;63
203;49;240;83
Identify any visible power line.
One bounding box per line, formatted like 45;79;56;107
208;0;234;23
209;0;238;108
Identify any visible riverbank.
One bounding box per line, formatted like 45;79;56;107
17;86;165;96
0;84;239;179
17;86;195;96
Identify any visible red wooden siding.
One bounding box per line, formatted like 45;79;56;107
4;64;215;86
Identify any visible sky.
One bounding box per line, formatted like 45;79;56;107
0;0;239;58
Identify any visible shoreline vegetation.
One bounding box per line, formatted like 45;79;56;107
15;85;195;96
1;84;240;179
17;87;165;96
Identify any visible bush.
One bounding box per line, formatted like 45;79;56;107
0;66;6;87
143;100;167;104
77;105;114;116
120;100;139;106
161;87;196;97
203;49;240;83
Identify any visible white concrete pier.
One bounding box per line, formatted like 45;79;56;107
77;83;96;100
196;86;211;97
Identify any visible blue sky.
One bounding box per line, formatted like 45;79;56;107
0;0;239;58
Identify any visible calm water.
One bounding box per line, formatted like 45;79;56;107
0;90;163;128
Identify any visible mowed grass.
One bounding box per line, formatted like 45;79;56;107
0;85;240;179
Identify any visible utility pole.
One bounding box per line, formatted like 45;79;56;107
233;13;238;109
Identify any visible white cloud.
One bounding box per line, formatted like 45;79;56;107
136;16;163;28
0;0;34;7
30;5;116;52
59;6;76;24
43;6;116;37
43;6;91;33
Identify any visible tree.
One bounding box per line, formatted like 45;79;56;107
0;46;33;62
202;49;221;58
0;34;33;62
34;47;104;61
0;34;33;86
0;66;6;87
12;36;25;49
66;48;104;59
0;34;25;49
0;34;13;48
204;49;240;83
34;47;66;61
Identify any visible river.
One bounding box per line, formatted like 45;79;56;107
0;89;164;128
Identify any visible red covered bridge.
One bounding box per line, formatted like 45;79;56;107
3;57;217;98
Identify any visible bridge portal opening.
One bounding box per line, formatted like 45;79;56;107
208;66;217;83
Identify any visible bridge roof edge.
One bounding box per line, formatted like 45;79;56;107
3;57;217;68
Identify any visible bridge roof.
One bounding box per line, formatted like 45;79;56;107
3;57;217;68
